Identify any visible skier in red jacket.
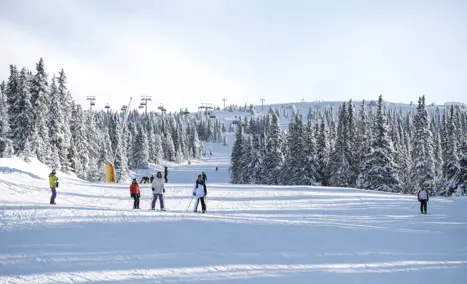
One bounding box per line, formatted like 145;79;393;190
130;178;141;209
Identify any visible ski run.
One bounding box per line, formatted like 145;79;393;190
1;147;467;284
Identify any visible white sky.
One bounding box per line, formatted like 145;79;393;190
1;0;466;112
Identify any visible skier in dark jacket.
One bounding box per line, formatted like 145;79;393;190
164;166;168;183
202;172;207;182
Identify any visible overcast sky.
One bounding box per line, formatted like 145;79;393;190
1;0;466;112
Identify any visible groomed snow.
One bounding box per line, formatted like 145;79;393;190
1;148;466;283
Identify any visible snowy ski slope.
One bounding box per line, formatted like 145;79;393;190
1;141;467;284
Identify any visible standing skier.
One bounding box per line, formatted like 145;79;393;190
202;172;207;182
130;178;140;209
193;174;207;213
164;166;168;183
417;186;429;214
48;169;58;205
151;171;165;211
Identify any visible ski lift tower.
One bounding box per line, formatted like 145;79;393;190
87;96;96;111
198;103;213;119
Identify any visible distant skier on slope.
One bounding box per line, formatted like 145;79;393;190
164;166;168;183
130;178;140;209
202;172;207;182
48;169;58;205
193;174;207;213
417;186;429;214
151;171;165;211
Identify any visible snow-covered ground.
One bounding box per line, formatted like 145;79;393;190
1;144;467;283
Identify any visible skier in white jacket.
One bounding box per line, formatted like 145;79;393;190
193;174;207;213
151;171;165;211
417;187;429;214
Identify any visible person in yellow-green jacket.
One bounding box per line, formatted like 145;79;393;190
49;169;58;205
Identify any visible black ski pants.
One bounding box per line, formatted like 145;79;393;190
420;199;427;214
131;193;140;209
194;197;206;212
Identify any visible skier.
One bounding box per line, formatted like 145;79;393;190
193;174;207;213
202;172;207;182
216;166;218;172
151;171;165;211
48;169;58;205
164;166;168;183
150;174;154;183
130;178;140;209
417;186;429;214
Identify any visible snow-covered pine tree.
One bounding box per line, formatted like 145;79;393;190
264;113;284;185
8;67;36;155
355;100;371;188
239;136;253;184
458;138;467;194
132;124;150;169
304;117;319;184
48;76;67;170
0;81;13;157
283;114;312;185
411;95;436;195
359;95;402;192
69;104;89;180
442;105;460;195
316;114;330;185
328;103;351;187
30;58;51;164
230;122;245;183
56;69;73;171
346;100;358;185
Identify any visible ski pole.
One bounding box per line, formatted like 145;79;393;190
186;196;194;211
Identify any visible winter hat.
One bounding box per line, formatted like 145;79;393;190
198;174;202;178
51;169;56;174
156;171;162;177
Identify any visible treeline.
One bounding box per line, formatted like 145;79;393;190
230;95;467;196
0;58;226;181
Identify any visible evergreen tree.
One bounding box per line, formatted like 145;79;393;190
442;106;460;195
316;115;330;185
359;95;401;192
411;96;436;194
30;58;51;164
8;68;36;154
0;81;13;157
458;138;467;194
264;114;284;184
328;103;351;187
230;123;245;183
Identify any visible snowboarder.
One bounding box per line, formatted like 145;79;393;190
193;174;207;213
417;186;429;214
151;171;165;211
48;169;58;205
202;172;207;182
164;166;168;183
130;178;140;209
